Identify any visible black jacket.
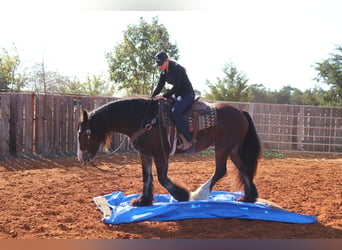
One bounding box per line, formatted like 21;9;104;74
151;61;195;98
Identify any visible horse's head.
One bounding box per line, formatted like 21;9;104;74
77;110;103;163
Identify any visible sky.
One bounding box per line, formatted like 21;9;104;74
0;0;341;94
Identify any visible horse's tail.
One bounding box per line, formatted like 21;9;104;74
239;111;261;179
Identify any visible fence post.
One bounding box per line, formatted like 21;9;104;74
0;94;10;155
248;102;254;118
297;106;305;151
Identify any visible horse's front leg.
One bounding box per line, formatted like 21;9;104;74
154;155;190;202
131;153;154;207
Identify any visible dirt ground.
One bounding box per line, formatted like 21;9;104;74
0;153;341;239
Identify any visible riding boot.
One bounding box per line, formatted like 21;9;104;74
176;134;195;153
177;139;193;150
175;121;193;150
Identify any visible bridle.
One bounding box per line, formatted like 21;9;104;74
85;129;92;159
80;122;130;172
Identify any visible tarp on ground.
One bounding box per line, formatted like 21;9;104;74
93;191;317;225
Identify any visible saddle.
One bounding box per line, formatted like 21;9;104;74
159;97;217;154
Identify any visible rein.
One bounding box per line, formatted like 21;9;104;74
128;99;169;168
129;99;155;146
129;116;157;146
88;136;132;173
89;160;129;173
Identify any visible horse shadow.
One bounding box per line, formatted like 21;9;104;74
109;218;342;239
0;152;140;172
0;154;82;171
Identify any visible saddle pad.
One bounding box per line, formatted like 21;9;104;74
159;99;217;132
93;191;317;225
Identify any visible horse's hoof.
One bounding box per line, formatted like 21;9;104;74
190;178;212;200
130;197;153;207
237;196;257;203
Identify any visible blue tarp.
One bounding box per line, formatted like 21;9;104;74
93;191;317;225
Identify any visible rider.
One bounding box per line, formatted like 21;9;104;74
151;51;195;151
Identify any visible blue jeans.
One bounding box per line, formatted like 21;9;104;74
171;94;195;142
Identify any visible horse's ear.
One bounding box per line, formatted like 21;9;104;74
83;110;89;122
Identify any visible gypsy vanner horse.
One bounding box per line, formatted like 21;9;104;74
77;97;261;206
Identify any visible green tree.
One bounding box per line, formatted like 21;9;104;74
106;16;179;96
314;45;342;88
321;87;342;106
314;45;342;106
289;88;305;105
204;61;252;102
26;62;81;95
82;74;114;96
0;47;24;91
302;88;321;106
274;85;294;104
58;77;84;95
249;83;274;103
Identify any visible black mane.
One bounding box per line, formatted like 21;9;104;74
88;98;159;140
90;98;158;122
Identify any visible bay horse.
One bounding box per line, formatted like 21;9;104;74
77;97;261;206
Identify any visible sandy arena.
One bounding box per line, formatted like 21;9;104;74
0;154;341;239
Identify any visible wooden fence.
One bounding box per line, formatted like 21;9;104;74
0;92;341;157
0;93;122;157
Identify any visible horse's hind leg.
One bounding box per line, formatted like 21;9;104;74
131;153;154;206
154;155;190;202
230;150;258;203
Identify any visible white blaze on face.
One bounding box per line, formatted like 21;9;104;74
77;128;84;162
